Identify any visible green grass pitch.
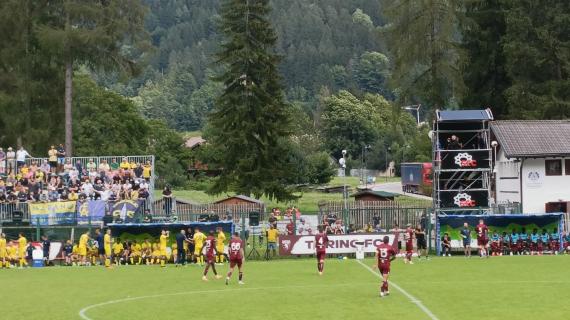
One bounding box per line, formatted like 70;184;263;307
1;256;569;319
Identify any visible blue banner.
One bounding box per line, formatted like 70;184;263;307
76;200;107;225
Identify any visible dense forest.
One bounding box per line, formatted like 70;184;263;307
0;0;568;190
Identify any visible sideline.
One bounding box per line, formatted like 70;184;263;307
356;259;440;320
78;282;360;320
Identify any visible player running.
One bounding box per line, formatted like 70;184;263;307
475;219;488;258
315;225;329;275
403;224;414;264
226;232;245;285
375;236;396;297
202;230;221;281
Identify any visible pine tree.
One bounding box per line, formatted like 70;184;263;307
36;0;149;155
383;0;467;111
206;0;295;201
501;0;570;119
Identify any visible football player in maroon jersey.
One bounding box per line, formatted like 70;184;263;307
202;230;221;281
226;232;245;285
375;236;396;297
475;219;489;258
403;224;414;264
315;225;329;276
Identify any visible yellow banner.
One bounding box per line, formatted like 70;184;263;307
29;201;77;216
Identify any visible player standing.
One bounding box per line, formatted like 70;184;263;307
315;225;329;275
414;224;428;260
104;229;112;268
78;231;89;266
0;233;7;268
202;230;221;281
550;228;560;255
530;229;540;255
459;222;471;257
540;229;550;255
193;227;206;266
403;224;414;264
509;229;519;255
375;236;396;297
475;219;488;258
159;230;169;267
216;227;226;264
226;232;245;285
18;232;28;268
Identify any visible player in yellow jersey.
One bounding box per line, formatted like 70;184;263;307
130;241;142;265
71;244;79;265
159;230;169;267
104;229;112;268
8;245;18;267
78;231;90;266
18;233;28;268
193;227;206;266
151;243;161;264
141;239;152;265
0;233;7;268
216;227;226;264
112;239;123;266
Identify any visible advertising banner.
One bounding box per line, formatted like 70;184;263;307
440;190;488;208
440;150;490;170
437;214;564;251
29;201;77;225
279;233;396;256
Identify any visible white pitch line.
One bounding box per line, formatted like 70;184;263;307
78;283;359;320
356;259;439;320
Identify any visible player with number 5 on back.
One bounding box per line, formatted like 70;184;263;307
315;225;329;276
375;236;396;297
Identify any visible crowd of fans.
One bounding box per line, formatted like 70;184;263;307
0;145;153;205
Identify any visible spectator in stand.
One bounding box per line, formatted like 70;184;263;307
286;220;294;235
63;158;73;179
441;233;452;256
297;218;313;235
143;161;152;181
120;157;130;170
447;135;462;150
293;207;301;220
110;158;119;171
39;161;50;180
0;147;5;175
48;145;58;173
268;213;277;228
134;163;143;179
6;147;16;175
75;160;84;180
86;158;96;172
16;146;32;173
0;190;6;203
56;144;66;173
333;219;345;234
98;159;110;175
68;189;79;201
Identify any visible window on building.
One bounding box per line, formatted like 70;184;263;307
566;159;570;175
545;159;562;176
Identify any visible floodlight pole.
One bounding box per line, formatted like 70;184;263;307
403;104;421;126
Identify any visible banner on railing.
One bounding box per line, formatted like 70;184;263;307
279;233;396;255
111;200;141;222
77;200;107;225
29;201;77;225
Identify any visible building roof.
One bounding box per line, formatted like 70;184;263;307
214;195;265;205
351;190;397;198
491;120;570;158
185;136;206;149
436;109;494;122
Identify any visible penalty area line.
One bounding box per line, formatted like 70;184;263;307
356;259;440;320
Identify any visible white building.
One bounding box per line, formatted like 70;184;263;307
492;120;570;214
